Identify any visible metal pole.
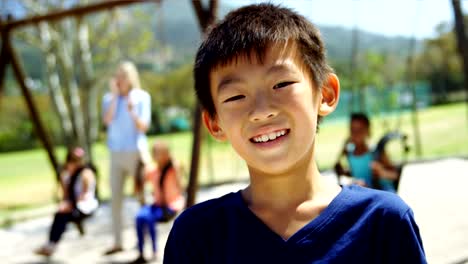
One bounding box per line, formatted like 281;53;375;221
406;38;422;158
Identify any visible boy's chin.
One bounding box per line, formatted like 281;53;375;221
248;163;296;177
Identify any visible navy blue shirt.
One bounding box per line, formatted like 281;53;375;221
164;185;426;263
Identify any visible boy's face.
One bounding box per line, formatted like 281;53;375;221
350;119;369;145
203;44;339;175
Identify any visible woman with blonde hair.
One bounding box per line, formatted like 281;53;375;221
102;61;152;255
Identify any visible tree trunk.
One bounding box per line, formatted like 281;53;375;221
54;22;87;150
38;22;74;144
76;16;96;162
451;0;468;124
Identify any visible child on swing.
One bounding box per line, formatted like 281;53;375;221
164;3;426;263
35;147;98;257
131;141;184;264
334;113;399;192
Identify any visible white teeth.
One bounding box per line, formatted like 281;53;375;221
268;132;277;140
252;130;287;143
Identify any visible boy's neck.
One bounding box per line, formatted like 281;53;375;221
243;153;335;211
354;143;369;155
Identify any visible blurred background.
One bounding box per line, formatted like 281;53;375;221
0;0;467;263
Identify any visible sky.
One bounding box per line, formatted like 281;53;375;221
233;0;468;39
2;0;467;40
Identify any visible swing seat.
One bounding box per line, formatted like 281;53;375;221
157;208;177;223
373;131;409;192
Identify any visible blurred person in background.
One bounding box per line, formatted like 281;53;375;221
334;113;398;192
102;61;151;255
130;141;184;264
34;147;98;257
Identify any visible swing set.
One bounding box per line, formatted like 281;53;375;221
333;0;423;192
0;0;219;213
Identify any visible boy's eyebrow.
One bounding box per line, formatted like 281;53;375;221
217;62;299;92
266;63;297;75
217;75;244;92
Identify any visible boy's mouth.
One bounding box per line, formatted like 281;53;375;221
250;129;290;143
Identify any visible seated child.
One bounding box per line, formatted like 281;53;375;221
131;141;184;264
334;113;399;192
35;147;98;257
164;3;426;263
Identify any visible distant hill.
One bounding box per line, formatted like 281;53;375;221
7;1;421;87
151;1;420;64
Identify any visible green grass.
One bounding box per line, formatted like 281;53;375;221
0;103;467;218
316;103;468;169
0;131;247;212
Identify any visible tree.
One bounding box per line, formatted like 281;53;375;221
414;18;467;104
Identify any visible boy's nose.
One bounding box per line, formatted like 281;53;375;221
249;97;278;122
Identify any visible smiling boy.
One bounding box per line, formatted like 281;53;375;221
164;4;426;264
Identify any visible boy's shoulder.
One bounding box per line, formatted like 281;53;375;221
341;185;412;220
173;191;242;229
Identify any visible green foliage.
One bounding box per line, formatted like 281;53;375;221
331;51;405;98
414;18;467;104
140;63;195;133
0;95;62;152
89;7;155;66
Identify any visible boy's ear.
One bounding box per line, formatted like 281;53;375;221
318;73;340;117
202;111;227;141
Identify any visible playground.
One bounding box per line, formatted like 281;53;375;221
1;0;468;263
1;158;468;263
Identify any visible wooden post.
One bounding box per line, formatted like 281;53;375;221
3;0;159;31
5;33;60;180
451;0;468;124
186;0;218;208
186;105;203;207
0;19;8;107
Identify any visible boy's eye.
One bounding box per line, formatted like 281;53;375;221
273;81;295;89
223;95;245;103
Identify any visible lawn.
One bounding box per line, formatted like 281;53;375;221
0;131;247;212
0;103;467;219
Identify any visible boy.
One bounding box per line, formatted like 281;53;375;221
334;113;399;192
164;3;426;263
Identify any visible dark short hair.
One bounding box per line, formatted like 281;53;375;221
194;3;333;118
351;112;370;128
